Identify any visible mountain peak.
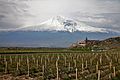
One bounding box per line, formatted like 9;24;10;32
39;15;107;33
54;15;65;20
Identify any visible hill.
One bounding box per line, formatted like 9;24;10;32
70;36;120;50
99;36;120;49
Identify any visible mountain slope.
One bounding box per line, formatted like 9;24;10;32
16;16;108;33
100;36;120;49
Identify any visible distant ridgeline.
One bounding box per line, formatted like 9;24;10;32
70;36;120;50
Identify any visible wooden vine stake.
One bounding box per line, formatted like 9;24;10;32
4;56;6;63
57;55;60;61
19;58;21;66
109;74;111;79
85;60;87;68
82;63;84;73
98;70;100;80
96;61;99;73
45;58;47;69
36;59;39;68
5;60;7;74
56;59;58;68
68;62;71;71
47;55;50;63
113;66;116;77
74;59;76;68
4;56;7;73
64;56;66;67
76;68;78;80
42;65;44;77
77;55;79;61
32;55;35;64
17;62;19;71
57;67;59;80
109;61;112;70
27;56;29;76
100;55;102;65
10;56;12;64
56;59;59;80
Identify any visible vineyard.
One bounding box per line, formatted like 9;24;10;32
0;51;120;80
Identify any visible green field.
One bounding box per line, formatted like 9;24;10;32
0;48;120;80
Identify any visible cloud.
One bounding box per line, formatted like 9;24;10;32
0;0;120;32
77;16;112;24
72;12;120;32
0;0;29;29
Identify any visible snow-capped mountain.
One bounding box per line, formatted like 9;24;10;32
17;16;108;33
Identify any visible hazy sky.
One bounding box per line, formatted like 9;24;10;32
0;0;120;32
